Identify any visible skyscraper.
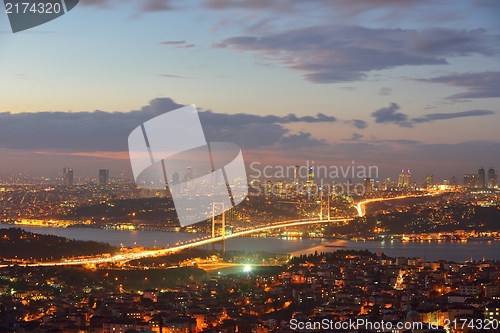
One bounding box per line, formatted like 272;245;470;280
307;167;314;185
449;175;457;187
426;174;433;189
99;169;109;185
398;169;405;188
364;178;372;193
405;169;411;188
384;177;391;191
63;168;73;186
186;167;192;181
488;167;497;188
478;167;486;189
471;174;477;188
293;165;299;186
463;174;472;187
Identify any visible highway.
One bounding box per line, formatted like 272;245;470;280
1;192;437;267
355;192;439;217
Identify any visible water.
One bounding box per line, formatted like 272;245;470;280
1;224;499;262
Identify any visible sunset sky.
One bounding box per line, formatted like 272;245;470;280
0;0;499;183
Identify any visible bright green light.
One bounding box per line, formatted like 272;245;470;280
244;265;251;272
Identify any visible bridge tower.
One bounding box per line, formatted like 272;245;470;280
319;191;331;221
211;202;226;253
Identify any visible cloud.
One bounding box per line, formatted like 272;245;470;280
412;109;496;123
347;119;368;129
379;87;392;96
198;110;336;126
158;40;195;49
158;74;191;78
213;26;498;83
204;0;439;16
371;103;497;127
418;71;500;99
0;98;336;152
371;103;413;127
139;0;176;12
379;139;421;145
81;0;177;11
349;132;364;141
279;132;327;149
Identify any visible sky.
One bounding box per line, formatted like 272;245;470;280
0;0;499;184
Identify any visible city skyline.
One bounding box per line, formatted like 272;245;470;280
31;164;498;189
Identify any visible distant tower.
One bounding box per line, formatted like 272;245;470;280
186;167;193;187
488;167;497;188
405;169;411;188
293;166;299;186
99;169;109;185
449;175;457;187
172;172;180;185
471;174;477;188
398;169;405;188
364;178;372;193
308;167;314;185
463;174;472;187
171;172;180;195
266;180;273;195
478;167;486;189
425;174;433;189
384;177;391;191
63;168;73;186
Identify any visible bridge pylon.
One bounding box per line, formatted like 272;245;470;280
319;191;331;221
211;202;226;253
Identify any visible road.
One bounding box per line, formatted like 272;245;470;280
355;192;439;217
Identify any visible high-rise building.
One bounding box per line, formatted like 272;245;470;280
426;174;433;189
185;167;193;187
471;174;477;188
384;177;391;191
398;169;410;188
405;169;411;188
307;167;314;185
478;167;486;189
364;178;372;193
275;181;284;194
293;165;299;186
463;174;472;187
63;168;73;186
266;180;273;195
488;167;497;188
449;175;457;187
99;169;109;185
398;169;405;188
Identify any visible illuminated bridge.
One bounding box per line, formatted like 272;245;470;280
1;217;352;267
1;193;436;267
